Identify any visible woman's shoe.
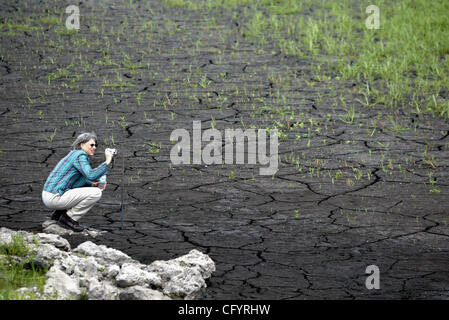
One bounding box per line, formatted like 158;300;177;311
51;209;66;221
57;212;85;232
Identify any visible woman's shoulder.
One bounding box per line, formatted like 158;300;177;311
70;149;89;159
72;149;88;155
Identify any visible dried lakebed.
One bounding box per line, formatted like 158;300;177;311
1;0;449;299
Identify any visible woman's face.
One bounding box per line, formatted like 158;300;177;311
81;138;97;156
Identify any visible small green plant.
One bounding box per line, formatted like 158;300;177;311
145;142;160;154
122;53;144;70
340;106;356;124
79;291;89;300
46;129;57;143
199;75;211;88
101;81;135;89
104;135;115;146
46;68;70;85
0;234;48;300
95;56;119;67
38;16;60;25
0;234;30;257
136;92;142;106
335;170;343;179
119;116;128;128
294;209;300;219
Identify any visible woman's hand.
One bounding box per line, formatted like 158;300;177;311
105;149;114;164
92;181;106;190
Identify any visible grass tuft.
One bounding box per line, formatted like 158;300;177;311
0;234;48;300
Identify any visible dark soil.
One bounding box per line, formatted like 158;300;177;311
1;0;449;299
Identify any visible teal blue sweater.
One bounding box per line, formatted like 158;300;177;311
43;150;108;195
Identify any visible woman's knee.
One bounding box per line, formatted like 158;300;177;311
80;187;102;203
90;187;102;200
42;191;63;210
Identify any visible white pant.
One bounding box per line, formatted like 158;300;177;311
42;188;102;221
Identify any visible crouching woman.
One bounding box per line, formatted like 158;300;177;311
42;132;115;232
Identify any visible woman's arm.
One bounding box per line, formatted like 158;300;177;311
73;152;109;181
72;175;94;188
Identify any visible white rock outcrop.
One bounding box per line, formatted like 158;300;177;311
146;249;217;299
44;265;81;298
0;227;215;300
42;220;106;238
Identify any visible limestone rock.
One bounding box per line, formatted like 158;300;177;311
53;254;80;275
146;249;216;299
73;241;135;266
34;243;70;262
16;286;42;299
87;278;119;300
106;264;120;278
42;220;106;238
162;267;206;299
0;227;14;244
72;256;101;279
0;227;215;300
170;249;216;279
119;285;171;300
44;266;81;299
115;263;162;288
34;233;71;251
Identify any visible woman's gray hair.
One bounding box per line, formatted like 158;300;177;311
71;132;98;149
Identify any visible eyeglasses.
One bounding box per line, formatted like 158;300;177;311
90;143;98;147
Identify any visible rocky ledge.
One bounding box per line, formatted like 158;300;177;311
0;227;215;300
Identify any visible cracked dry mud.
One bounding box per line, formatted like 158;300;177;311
1;0;449;299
